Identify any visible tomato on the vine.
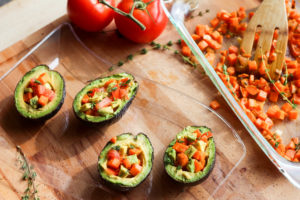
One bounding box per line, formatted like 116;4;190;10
114;0;168;43
67;0;115;32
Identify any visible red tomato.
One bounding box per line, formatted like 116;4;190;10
67;0;115;32
114;0;168;43
107;149;120;160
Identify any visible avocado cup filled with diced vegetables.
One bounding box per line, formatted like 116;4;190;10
98;133;154;191
164;126;216;185
14;65;65;120
73;73;138;124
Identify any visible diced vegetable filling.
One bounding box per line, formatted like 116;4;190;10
181;2;300;162
23;73;55;108
167;129;213;173
80;77;132;116
105;138;144;178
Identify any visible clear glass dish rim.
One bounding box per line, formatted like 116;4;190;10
0;22;248;197
161;0;300;189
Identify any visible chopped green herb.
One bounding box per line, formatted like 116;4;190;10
140;48;148;54
118;61;124;67
198;11;203;16
109;66;114;71
177;39;181;45
127;54;134;60
174;50;179;54
112;145;121;151
275;142;279;148
176;165;182;170
129;144;135;149
167;41;173;46
34;80;41;84
205;9;210;13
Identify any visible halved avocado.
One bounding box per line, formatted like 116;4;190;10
98;133;154;191
163;126;216;185
14;65;65;120
73;73;138;124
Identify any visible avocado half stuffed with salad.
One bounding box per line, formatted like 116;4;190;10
14;65;65;120
98;133;154;191
164;126;216;184
73;73;138;124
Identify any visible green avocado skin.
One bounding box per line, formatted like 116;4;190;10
98;133;154;191
14;65;66;121
163;126;216;185
73;73;138;125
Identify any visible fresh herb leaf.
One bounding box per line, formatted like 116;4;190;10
205;9;210;13
109;66;114;71
198;11;203;16
176;39;181;45
117;61;124;66
167;41;173;46
129;144;135;149
140;48;148;54
127;54;133;60
111;87;118;91
275;142;279;148
174;50;179;54
34;80;41;84
176;165;182;170
112;145;120;151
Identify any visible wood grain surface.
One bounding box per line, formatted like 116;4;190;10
1;0;300;199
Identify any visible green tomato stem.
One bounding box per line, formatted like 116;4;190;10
99;0;146;31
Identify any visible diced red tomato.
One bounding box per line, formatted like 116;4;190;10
120;88;128;99
107;149;120;160
38;95;49;106
81;94;89;104
130;163;142;176
107;158;121;169
95;97;112;110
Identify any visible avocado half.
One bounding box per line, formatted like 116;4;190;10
98;133;154;191
73;73;138;124
14;65;65;120
163;126;216;185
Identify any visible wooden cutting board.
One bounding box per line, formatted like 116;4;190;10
1;0;300;199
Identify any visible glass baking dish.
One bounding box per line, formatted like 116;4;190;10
0;23;246;199
161;0;300;188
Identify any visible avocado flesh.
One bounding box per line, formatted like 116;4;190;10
73;73;138;123
98;133;153;190
164;126;216;184
14;65;65;120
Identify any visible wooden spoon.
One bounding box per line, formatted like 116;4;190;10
240;0;288;80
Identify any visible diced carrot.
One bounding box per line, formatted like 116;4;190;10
210;100;220;110
195;24;209;38
130;163;142;176
205;52;215;65
182;46;191;57
256;90;267;101
172;142;189;153
201;134;208;143
246;85;259;96
274;81;285;93
248;12;254;20
110;136;117;144
295;151;300;160
198;40;208;51
282;103;293;113
107;158;121;169
274;110;285;120
248;60;258;71
128;148;142;155
211;31;221;41
177;153;189;167
245;109;256;122
288;110;298;120
258;62;266;75
122;158;131;169
81;94;89;104
286;149;296;160
192;151;202;161
292;94;300;105
269;91;279;102
227;53;237;66
210;18;220;28
228;45;238;54
267;105;280;118
192;34;201;41
38;95;48;106
227;67;235;75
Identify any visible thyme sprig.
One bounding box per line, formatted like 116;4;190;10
17;146;40;200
